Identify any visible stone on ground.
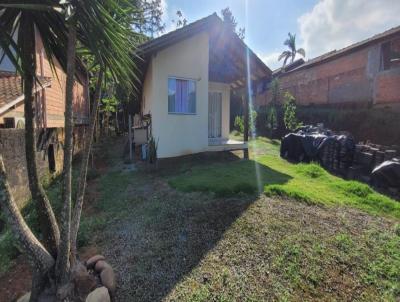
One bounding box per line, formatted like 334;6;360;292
85;287;110;302
100;267;116;295
94;260;112;273
86;255;106;269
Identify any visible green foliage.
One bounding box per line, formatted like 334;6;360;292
266;105;278;130
270;79;281;105
283;92;302;131
0;230;19;274
101;96;119;113
220;7;245;39
250;108;257;134
278;32;306;66
148;136;158;164
234;116;244;133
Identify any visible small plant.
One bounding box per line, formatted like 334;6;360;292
266;105;278;131
266;79;280;136
283;92;302;131
250;107;257;134
234;115;244;133
148;136;158;164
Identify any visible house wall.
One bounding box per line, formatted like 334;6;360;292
0;33;89;127
209;81;230;139
35;32;89;127
256;34;400;108
142;32;210;158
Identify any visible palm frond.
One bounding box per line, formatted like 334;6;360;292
297;48;306;58
278;51;291;62
283;55;290;66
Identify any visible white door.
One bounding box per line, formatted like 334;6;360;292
208;92;222;139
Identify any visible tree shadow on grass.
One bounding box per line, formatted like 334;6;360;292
100;152;292;301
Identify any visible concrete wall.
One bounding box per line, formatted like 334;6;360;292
0;126;86;208
0;129;63;208
256;34;400;108
142;32;210;158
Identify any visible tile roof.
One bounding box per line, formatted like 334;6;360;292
0;71;51;112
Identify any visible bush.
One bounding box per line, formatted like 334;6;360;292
234;109;257;135
283;92;302;131
234;115;244;133
266;105;278;131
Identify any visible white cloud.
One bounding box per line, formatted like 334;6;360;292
299;0;400;59
258;52;282;70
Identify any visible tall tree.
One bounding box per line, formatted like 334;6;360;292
0;0;138;300
172;10;187;28
221;7;245;39
135;0;165;37
278;32;305;66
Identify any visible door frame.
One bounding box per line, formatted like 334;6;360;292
208;91;223;141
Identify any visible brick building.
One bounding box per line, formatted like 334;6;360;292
0;32;89;207
253;25;400;146
256;25;400;108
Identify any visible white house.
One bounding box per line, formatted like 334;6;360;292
136;13;271;158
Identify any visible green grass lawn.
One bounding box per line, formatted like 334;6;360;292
169;136;400;220
1;136;399;301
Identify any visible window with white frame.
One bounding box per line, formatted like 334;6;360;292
168;77;196;114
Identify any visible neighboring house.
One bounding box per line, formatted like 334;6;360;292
256;25;400;108
0;31;89;207
0;31;89;129
136;13;271;158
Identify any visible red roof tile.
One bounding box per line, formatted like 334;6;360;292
0;71;51;111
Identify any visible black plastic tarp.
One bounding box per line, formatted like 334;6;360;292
371;159;400;189
280;127;355;164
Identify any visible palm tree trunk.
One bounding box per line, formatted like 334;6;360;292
56;17;77;284
20;12;60;258
70;67;104;262
0;156;54;275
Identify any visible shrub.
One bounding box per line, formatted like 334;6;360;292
266;105;278;131
234;115;244;133
283;92;302;131
234;108;257;135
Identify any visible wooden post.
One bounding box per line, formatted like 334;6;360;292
128;114;133;162
243;93;249;159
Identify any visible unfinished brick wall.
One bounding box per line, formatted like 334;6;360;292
253;33;400;146
256;34;400;108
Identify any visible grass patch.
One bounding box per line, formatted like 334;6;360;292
169;137;400;220
0;165;99;275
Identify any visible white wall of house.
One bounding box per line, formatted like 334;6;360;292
141;32;234;158
142;32;210;158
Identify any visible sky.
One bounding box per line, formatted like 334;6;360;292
160;0;400;70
